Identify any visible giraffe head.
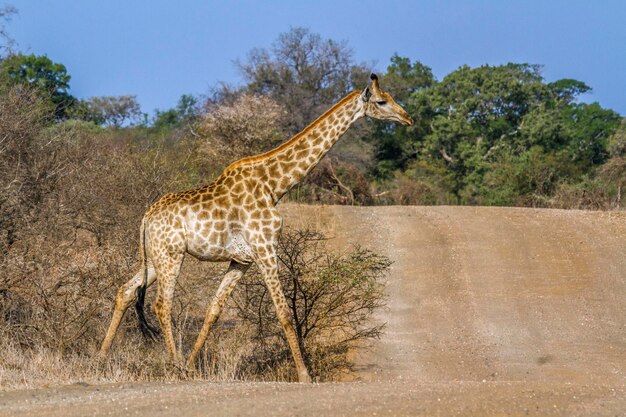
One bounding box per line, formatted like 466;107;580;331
361;73;413;126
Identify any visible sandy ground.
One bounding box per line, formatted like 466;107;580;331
1;205;625;416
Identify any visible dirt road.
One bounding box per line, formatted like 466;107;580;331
1;205;625;416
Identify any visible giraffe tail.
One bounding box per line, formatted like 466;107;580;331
135;216;159;340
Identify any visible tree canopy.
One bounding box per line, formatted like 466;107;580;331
368;61;622;206
153;94;200;130
0;53;76;119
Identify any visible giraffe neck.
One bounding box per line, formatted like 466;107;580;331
222;91;364;204
262;92;363;202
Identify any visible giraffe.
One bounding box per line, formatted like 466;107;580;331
99;74;412;383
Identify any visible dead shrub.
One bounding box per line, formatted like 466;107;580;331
287;158;373;205
372;170;455;206
231;228;389;381
549;178;615;210
0;95;216;387
196;94;286;167
597;156;626;209
0;84;54;254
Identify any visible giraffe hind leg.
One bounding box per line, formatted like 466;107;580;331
152;252;185;363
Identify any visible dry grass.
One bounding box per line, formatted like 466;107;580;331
0;324;260;389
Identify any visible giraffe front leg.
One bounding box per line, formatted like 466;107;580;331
99;266;157;357
186;260;250;368
255;251;312;383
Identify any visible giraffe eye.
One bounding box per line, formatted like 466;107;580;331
376;100;387;106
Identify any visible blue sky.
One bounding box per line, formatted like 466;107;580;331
7;0;626;115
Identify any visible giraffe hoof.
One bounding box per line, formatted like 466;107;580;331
298;372;312;383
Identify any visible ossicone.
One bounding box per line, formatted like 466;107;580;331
370;73;381;93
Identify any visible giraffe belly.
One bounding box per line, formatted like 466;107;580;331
185;228;231;262
186;230;254;264
186;244;231;262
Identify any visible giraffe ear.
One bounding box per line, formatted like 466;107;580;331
362;87;372;102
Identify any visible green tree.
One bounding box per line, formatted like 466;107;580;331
153;94;199;130
368;55;435;176
380;54;434;104
548;78;591;104
0;53;76;119
411;63;550;201
562;102;621;167
373;61;620;206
